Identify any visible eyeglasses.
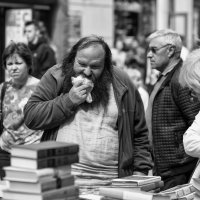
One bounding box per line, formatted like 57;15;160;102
148;44;171;54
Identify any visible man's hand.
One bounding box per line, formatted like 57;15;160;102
69;79;89;105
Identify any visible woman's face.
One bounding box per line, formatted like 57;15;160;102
6;54;29;84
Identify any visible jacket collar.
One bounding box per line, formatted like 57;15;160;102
112;66;128;109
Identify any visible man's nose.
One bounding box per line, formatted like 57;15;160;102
83;66;92;77
147;51;152;58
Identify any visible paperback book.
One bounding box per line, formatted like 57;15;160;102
111;175;161;186
100;180;164;192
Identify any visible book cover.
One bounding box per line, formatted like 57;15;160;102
3;165;71;182
11;141;79;159
11;153;79;169
2;185;79;200
111;175;161;186
7;175;75;193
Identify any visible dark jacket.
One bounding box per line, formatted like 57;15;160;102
151;60;200;178
24;65;153;177
28;37;56;79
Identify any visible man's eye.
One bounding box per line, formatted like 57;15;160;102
91;65;99;69
79;62;86;67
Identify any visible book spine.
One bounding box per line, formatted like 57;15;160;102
37;154;79;169
53;154;79;167
36;144;79;158
55;145;79;156
57;175;75;188
37;150;48;158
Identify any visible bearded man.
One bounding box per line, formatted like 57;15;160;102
24;35;152;194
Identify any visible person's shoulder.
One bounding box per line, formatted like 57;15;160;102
113;66;130;80
170;59;183;84
113;66;137;91
113;66;134;84
42;64;64;84
27;76;40;86
48;64;62;76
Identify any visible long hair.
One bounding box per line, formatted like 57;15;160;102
61;35;113;76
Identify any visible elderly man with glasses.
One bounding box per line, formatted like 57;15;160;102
146;29;200;190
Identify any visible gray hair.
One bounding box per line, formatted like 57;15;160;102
179;48;200;95
148;29;182;53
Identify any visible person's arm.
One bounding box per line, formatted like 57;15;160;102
24;67;75;130
183;111;200;158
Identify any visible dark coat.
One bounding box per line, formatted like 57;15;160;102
24;65;153;177
151;60;200;178
28;37;56;79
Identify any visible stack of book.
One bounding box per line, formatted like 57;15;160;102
99;175;196;200
1;141;79;200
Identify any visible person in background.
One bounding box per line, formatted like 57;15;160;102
24;35;153;194
24;20;56;79
37;21;58;61
179;48;200;158
146;29;200;190
111;38;126;69
0;42;43;179
124;67;149;111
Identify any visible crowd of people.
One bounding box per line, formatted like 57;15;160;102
1;20;200;196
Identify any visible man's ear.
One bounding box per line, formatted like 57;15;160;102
168;45;176;58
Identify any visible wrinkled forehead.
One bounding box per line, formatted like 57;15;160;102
77;44;105;60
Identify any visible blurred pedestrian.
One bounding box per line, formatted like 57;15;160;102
24;35;153;194
24;20;56;79
124;67;149;111
0;42;43;179
146;29;200;190
111;38;126;69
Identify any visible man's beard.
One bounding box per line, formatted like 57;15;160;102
62;65;113;109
